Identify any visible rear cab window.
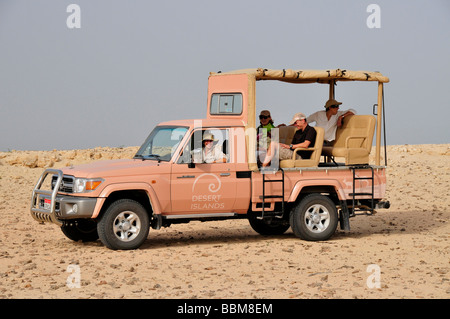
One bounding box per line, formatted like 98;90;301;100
210;93;243;115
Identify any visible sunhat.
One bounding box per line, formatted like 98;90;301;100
324;98;342;109
202;133;216;141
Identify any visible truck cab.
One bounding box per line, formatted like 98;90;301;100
31;68;390;250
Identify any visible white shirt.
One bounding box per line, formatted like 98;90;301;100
203;145;226;163
193;145;226;163
307;109;356;142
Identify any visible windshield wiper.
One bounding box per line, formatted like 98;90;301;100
134;154;161;161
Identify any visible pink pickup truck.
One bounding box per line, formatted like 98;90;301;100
31;68;390;250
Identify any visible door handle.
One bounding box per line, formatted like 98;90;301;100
220;173;231;177
177;175;196;179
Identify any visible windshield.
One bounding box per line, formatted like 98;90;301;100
134;126;189;162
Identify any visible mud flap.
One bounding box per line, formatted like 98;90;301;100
339;201;351;231
151;214;163;230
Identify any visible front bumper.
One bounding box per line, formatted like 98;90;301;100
36;195;97;219
30;169;97;225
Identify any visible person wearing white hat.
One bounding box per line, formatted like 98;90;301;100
307;98;356;144
262;112;316;167
201;132;227;164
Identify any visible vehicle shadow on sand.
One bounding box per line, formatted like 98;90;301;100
134;209;448;250
73;210;447;250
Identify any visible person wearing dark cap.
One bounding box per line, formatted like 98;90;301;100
307;98;356;145
257;110;276;164
257;110;275;131
262;112;316;167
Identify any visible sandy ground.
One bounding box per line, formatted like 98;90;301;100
0;144;448;299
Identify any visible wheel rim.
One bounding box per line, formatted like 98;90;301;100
113;211;141;242
304;204;330;233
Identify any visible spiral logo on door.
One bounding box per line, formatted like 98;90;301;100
192;173;222;193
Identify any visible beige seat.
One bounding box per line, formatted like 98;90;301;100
321;115;376;165
279;126;324;168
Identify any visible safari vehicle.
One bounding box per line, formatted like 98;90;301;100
31;68;390;250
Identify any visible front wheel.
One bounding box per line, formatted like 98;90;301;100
290;194;338;241
61;219;99;242
97;199;150;250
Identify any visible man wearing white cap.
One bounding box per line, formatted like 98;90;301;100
262;112;316;167
307;98;356;145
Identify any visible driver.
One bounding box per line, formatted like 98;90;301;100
193;133;227;163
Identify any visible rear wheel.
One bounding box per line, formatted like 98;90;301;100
290;194;338;241
97;199;150;250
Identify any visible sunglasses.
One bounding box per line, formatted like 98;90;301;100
259;115;270;119
330;105;340;109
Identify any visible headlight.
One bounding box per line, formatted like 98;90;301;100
73;178;104;193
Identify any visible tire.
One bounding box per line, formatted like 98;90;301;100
248;213;290;236
290;194;338;241
61;219;99;242
97;199;150;250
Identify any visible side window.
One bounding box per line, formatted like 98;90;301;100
210;93;243;115
177;129;230;164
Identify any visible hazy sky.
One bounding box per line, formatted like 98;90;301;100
1;0;449;151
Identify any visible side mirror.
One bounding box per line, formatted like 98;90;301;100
188;162;196;168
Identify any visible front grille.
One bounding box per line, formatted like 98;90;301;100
39;198;60;212
52;175;74;193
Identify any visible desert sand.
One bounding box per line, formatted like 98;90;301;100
0;144;448;299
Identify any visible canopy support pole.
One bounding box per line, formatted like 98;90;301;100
329;80;335;99
375;82;383;166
